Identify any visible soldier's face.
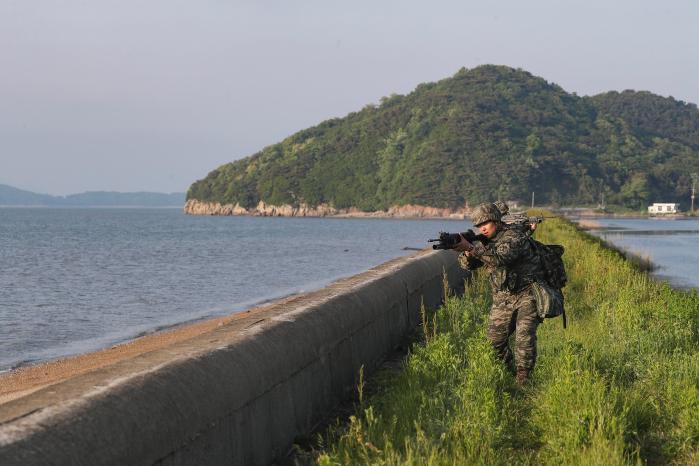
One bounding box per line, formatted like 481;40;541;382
478;221;498;238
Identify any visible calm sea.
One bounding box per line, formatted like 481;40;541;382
581;217;699;290
0;208;465;371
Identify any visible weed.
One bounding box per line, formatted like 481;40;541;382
307;215;699;465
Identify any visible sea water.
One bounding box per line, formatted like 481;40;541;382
582;217;699;290
0;208;466;371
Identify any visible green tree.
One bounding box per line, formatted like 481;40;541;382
619;173;650;209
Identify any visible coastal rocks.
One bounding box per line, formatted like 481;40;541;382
183;199;470;219
183;200;248;216
255;201;340;217
385;204;467;219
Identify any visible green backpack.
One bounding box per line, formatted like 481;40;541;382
530;240;568;327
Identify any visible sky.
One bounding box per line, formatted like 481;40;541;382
1;0;698;195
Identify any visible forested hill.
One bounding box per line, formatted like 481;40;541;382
590;90;699;149
187;65;699;210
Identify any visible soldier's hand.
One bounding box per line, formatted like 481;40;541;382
453;235;474;253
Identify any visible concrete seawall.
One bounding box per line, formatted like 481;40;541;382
0;250;468;466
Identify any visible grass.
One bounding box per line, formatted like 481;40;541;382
300;215;699;465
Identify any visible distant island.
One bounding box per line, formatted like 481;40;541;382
0;184;185;207
186;65;699;216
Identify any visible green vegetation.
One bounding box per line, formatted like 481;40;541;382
591;90;699;149
302;216;699;464
188;65;699;211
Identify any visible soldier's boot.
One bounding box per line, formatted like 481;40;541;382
505;354;515;375
497;346;515;374
515;367;530;387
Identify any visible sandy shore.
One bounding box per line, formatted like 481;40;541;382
0;297;301;405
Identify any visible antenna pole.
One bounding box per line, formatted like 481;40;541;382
691;173;698;215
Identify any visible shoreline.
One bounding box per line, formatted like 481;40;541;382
0;264;395;401
572;217;699;290
0;291;311;405
0;247;447;406
184;199;698;220
8;282;341;372
183;199;470;219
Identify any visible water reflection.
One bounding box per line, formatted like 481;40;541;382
599;229;699;236
573;217;699;290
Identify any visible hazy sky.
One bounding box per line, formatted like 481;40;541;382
2;0;698;195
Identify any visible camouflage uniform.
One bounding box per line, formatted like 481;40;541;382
460;204;545;373
502;218;536;237
495;200;535;237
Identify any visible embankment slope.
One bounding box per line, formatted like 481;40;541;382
314;216;699;464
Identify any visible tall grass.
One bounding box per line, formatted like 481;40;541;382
306;216;699;465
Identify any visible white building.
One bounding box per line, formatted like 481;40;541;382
648;203;680;214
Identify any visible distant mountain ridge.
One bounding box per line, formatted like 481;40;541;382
187;65;699;212
0;184;185;206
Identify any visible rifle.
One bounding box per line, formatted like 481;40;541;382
429;213;557;249
495;200;556;227
502;213;549;226
428;230;488;250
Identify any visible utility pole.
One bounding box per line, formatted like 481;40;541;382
691;173;698;215
531;192;535;209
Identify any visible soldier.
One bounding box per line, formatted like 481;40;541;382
454;202;545;386
495;200;537;237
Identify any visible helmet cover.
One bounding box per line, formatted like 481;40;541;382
471;203;502;226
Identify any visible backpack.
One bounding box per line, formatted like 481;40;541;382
529;239;568;327
532;241;567;289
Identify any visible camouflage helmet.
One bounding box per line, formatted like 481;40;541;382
470;203;502;226
493;200;509;215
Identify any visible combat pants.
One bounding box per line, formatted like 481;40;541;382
487;287;539;371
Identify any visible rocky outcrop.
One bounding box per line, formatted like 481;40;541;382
184;199;469;219
184;200;249;215
383;204;468;219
